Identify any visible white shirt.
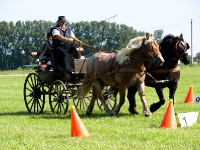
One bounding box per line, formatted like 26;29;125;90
52;28;75;38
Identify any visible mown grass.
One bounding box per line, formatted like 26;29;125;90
0;64;200;150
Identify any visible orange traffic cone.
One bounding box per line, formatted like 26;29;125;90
160;99;177;129
71;106;90;137
184;85;194;103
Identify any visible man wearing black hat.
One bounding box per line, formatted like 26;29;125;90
50;16;82;79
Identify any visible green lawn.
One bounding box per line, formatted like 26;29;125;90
0;64;200;150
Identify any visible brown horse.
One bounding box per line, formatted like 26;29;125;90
77;33;164;116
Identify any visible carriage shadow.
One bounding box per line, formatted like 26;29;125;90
40;112;135;120
0;111;33;116
0;110;137;120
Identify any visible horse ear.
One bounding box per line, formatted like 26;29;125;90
180;33;183;38
180;33;184;40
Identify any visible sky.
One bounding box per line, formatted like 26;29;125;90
0;0;200;56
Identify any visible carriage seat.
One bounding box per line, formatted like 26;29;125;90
30;48;85;72
30;51;54;71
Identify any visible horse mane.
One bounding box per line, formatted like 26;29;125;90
160;34;175;47
160;34;183;47
116;35;154;65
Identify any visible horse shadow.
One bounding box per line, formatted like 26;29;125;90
0;110;139;120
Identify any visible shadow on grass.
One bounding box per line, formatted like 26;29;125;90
0;110;137;120
0;111;32;116
40;111;136;120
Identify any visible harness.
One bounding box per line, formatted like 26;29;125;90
145;39;187;83
82;35;161;85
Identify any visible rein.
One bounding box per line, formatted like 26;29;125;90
81;69;119;83
81;36;160;83
75;41;118;53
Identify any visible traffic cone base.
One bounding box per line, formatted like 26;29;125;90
184;85;194;103
71;106;90;137
160;99;177;129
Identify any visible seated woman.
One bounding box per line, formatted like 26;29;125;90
36;32;53;66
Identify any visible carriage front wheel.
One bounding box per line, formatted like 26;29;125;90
23;73;45;114
49;80;69;115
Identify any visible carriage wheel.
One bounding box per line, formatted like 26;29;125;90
97;86;117;111
49;80;69;115
72;86;92;111
23;73;45;114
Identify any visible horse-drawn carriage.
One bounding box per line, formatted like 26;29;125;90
23;33;166;116
23;49;116;115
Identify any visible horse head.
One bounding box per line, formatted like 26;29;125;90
175;34;191;65
160;34;190;65
143;33;164;66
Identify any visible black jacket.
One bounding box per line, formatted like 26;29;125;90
39;41;53;61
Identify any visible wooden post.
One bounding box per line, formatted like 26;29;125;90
191;19;193;64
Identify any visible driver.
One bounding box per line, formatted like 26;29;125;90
50;16;82;80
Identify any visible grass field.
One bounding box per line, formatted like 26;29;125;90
0;65;200;150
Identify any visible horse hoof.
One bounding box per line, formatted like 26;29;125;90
86;110;92;116
106;110;117;116
145;113;152;117
128;108;139;115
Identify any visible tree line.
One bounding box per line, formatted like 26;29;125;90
0;20;163;70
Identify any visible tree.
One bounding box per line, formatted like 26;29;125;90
154;29;163;43
0;20;165;70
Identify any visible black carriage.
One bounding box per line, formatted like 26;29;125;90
23;50;117;115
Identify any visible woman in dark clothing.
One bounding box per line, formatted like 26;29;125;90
36;32;53;63
38;32;53;64
51;16;81;79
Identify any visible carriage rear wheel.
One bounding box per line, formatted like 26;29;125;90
72;86;92;111
49;80;69;115
23;73;45;114
97;86;117;111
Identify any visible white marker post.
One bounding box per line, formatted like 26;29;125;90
177;112;198;127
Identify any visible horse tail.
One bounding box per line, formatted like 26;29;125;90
77;73;93;99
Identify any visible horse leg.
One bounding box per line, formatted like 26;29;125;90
150;86;165;113
89;80;114;116
136;82;152;117
169;83;178;105
86;86;98;115
113;85;126;114
127;86;139;115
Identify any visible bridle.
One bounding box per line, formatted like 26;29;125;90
128;39;161;64
174;40;188;58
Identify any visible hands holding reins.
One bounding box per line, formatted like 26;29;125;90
66;38;82;45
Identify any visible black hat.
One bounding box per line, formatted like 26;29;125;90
57;16;67;22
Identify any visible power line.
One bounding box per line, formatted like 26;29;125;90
193;22;200;25
104;14;118;21
137;22;190;30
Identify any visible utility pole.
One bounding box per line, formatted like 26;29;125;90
191;19;193;64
